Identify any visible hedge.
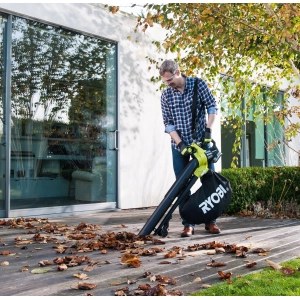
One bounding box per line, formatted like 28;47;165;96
219;166;300;217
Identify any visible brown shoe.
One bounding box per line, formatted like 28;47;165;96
205;223;221;234
181;226;194;237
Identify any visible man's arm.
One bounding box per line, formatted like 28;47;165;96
169;130;182;145
206;113;216;130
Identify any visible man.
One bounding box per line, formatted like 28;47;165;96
159;59;221;237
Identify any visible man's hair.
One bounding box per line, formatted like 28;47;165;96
159;60;179;76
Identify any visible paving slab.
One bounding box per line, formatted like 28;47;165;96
1;208;300;296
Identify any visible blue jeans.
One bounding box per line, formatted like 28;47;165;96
172;143;216;228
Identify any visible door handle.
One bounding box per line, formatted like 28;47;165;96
109;130;118;151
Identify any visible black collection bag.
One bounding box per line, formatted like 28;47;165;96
180;170;232;224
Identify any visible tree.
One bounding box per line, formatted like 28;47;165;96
109;3;300;166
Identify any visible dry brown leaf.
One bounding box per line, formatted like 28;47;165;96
208;261;227;267
115;290;127;296
159;261;171;264
265;259;282;270
110;282;123;286
39;260;52;266
138;283;151;290
281;267;295;275
57;264;68;271
76;282;97;290
127;278;137;284
73;273;89;280
134;241;144;245
143;271;151;278
128;260;141;268
201;284;212;289
21;267;28;272
218;270;232;280
193;277;201;282
164;251;177;258
150;275;156;282
0;250;11;255
246;262;257;268
83;265;94;272
215;247;225;254
1;261;9;266
121;254;139;263
115;224;128;228
206;250;216;255
253;248;267;253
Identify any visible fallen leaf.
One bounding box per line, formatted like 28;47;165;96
73;273;89;280
201;284;211;289
253;248;267;253
245;235;252;240
121;254;141;268
218;270;232;280
0;250;11;255
149;275;156;282
127;278;137;284
76;282;97;290
164;251;177;258
1;261;9;266
31;268;50;274
215;247;225;254
57;264;68;271
159;261;171;264
83;265;94;272
115;290;127;296
143;271;151;278
207;260;227;267
193;277;201;282
115;224;128;228
21;267;28;272
265;259;282;270
110;282;123;286
281;267;295;275
138;283;152;290
165;289;183;296
39;260;52;266
246;262;257;268
206;250;216;255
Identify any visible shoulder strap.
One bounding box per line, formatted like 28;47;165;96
191;78;199;140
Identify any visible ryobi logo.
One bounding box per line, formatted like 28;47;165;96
199;184;228;214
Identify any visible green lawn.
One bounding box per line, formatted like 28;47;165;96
191;258;300;296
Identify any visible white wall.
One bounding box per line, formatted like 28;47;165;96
0;3;222;209
278;78;300;166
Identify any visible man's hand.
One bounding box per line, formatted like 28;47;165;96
178;141;190;157
202;128;212;144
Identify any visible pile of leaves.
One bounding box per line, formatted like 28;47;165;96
0;217;296;296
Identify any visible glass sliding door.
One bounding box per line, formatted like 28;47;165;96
0;14;7;211
8;16;117;210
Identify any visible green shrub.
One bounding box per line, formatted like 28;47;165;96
220;166;300;217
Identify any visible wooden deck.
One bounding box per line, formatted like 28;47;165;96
1;208;300;296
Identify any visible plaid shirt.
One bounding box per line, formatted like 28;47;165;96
161;75;218;150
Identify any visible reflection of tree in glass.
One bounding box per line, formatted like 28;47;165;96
10;16;116;140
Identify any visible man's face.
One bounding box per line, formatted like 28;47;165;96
161;70;179;88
